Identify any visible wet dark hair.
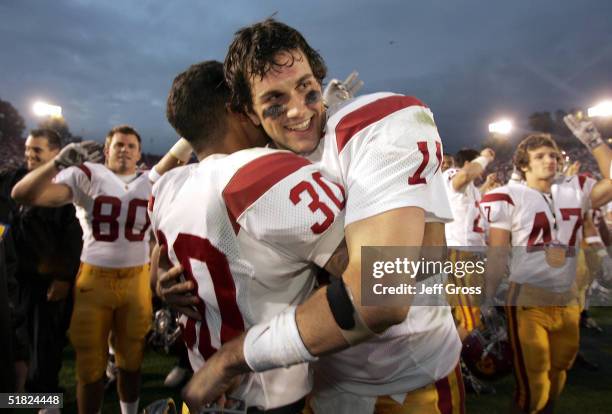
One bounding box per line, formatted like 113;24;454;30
224;18;327;114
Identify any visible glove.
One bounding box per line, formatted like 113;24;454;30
563;114;604;151
323;71;364;108
54;141;103;169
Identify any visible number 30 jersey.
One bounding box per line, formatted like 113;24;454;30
149;147;345;410
480;175;595;292
55;162;152;268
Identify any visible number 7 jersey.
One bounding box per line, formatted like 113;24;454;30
149;147;345;409
54;162;152;268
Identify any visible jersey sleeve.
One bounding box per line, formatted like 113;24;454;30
334;96;453;225
53;163;92;207
576;174;597;210
442;168;461;193
480;188;515;231
223;152;345;268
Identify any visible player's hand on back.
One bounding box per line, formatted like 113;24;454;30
152;245;201;320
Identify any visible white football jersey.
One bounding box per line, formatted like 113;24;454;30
311;92;453;225
480;175;595;292
443;167;486;247
149;148;345;410
308;93;460;397
55;162;151;268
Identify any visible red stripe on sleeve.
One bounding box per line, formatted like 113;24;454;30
578;174;587;190
223;152;311;233
480;193;514;205
76;164;92;181
335;95;427;153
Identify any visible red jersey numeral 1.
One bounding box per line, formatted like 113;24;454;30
408;141;442;185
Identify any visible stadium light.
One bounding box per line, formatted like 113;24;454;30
587;100;612;118
488;119;513;135
33;101;62;118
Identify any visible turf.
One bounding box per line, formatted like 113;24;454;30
21;307;612;413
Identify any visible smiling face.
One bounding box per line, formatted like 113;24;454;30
246;49;324;155
24;135;59;171
104;132;141;174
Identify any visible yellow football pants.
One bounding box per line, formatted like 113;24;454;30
69;262;152;384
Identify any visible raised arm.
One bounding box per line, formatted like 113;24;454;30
148;138;193;183
451;148;495;192
11;141;101;207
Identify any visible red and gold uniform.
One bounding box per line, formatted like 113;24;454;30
54;162;152;384
443;167;487;333
480;175;594;413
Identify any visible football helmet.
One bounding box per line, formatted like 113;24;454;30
461;307;512;380
148;307;181;353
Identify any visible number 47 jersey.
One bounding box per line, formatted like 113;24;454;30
149;147;345;410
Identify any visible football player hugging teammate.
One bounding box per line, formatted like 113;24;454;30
169;19;467;414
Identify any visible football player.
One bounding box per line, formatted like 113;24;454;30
443;147;495;338
12;125;153;414
480;126;611;413
182;19;463;414
151;60;347;412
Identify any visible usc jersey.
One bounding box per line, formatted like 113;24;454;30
54;162;151;268
311;92;453;225
149;148;345;410
480;175;595;292
442;167;486;247
307;93;460;397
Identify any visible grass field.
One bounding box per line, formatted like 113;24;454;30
22;307;612;413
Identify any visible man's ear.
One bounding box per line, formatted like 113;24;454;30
246;110;261;126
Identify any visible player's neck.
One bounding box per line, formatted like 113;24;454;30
526;175;553;193
107;163;136;176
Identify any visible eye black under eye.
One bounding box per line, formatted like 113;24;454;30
263;105;286;119
305;90;321;105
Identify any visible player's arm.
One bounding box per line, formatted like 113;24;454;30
183;207;426;411
323;239;348;278
451;148;495;192
564;114;611;179
484;228;511;302
11;141;101;207
11;160;73;207
148;138;192;183
590;179;612;209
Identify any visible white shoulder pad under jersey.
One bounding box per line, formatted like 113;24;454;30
318;92;452;225
54;162;152;268
443;167;485;247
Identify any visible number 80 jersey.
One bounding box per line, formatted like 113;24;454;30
55;162;152;268
149;147;345;410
